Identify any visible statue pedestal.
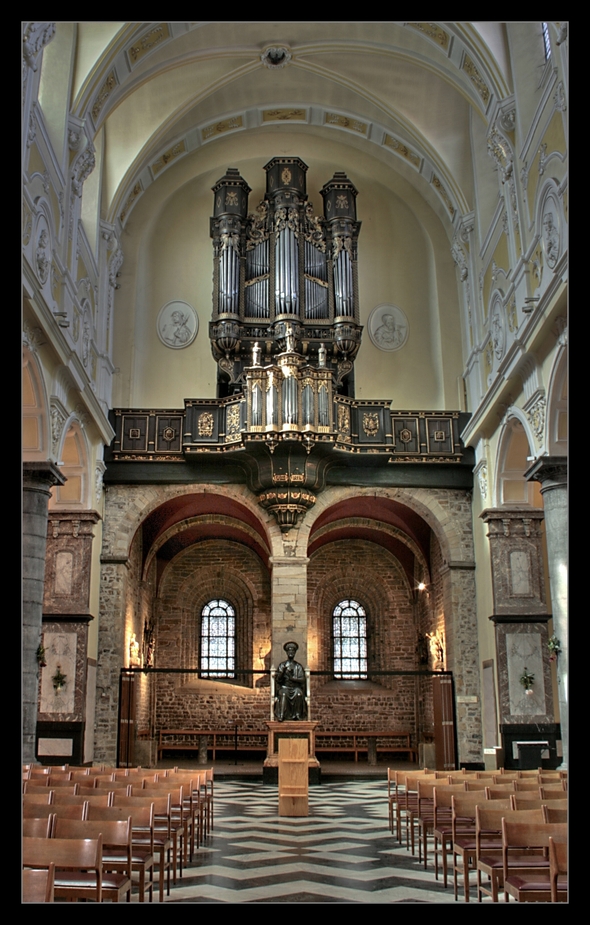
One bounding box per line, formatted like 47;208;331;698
263;722;320;784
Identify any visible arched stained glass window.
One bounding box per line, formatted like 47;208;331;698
332;599;367;679
200;599;235;678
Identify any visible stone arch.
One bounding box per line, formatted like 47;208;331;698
546;340;567;456
494;412;540;508
22;346;50;460
50;418;90;508
304;485;471;566
101;482;273;561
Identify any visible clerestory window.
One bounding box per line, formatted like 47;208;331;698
332;599;367;679
200;599;235;678
542;22;552;61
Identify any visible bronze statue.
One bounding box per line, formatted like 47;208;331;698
274;641;306;721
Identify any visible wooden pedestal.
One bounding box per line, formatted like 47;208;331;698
278;737;308;816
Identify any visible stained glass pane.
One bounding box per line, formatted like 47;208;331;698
333;600;367;679
200;599;235;678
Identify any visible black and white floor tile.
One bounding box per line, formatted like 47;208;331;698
163;779;479;903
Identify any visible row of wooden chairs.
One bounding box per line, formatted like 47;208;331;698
23;764;215;902
387;767;567;902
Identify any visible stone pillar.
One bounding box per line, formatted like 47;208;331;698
22;461;65;763
525;458;568;767
442;562;482;766
270;555;310;666
95;557;129;764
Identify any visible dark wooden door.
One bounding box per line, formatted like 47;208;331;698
432;674;457;770
117;671;136;767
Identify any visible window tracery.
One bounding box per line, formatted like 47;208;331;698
332;599;367;679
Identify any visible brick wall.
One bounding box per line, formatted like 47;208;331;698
154;538;271;731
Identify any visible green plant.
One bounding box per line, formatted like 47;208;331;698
52;664;67;692
547;635;561;661
519;667;534;691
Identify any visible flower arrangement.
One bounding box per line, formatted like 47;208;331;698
36;643;47;668
519;667;534;693
547;635;561;662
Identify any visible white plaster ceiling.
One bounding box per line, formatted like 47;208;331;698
69;23;511;233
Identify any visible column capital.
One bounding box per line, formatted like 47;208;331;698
23;460;66;489
481;506;545;537
524;456;567;491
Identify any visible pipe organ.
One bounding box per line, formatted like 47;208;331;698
209;157;362;397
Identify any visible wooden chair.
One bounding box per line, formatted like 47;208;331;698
451;793;490;901
400;773;438;852
51;792;111;808
23;835;103;903
539;783;567;797
23;791;54;807
502;820;567;902
22;862;55;902
164;771;204;854
52;817;133;902
475;805;541;903
85;803;155;903
549;836;567;902
542;805;567;823
432;783;468;887
112;794;171;901
139;785;185;883
178;766;214;838
387;768;397;836
510;794;542;809
23;816;54;838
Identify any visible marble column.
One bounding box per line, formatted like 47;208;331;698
22;461;65;763
481;507;556;768
525;457;568;768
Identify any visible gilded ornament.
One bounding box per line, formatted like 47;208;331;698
91;72;116;121
202;117;242;140
198;412;214;437
226;191;238;206
431;176;455;218
281;167;292;185
325;113;367;134
226;404;241;436
119;182;142;223
162;427;175;442
362;412;380;437
263;109;305;122
462;55;490;105
405;22;449;49
152;141;185;175
128;24;169;64
383;134;421;167
335;195;349;210
337;404;351;439
399;428;412;444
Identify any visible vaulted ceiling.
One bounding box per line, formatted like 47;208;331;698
67;23;512;235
